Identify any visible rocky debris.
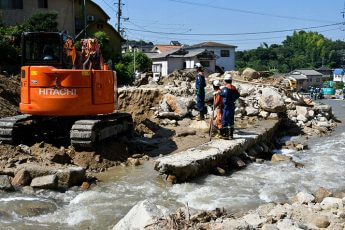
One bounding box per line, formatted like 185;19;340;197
320;197;343;210
313;215;330;228
30;175;57;189
80;181;90;190
0;175;13;191
7;164;87;190
0;75;20;117
11;169;31;187
294;192;315;204
242;67;260;80
56;167;86;189
163;94;189;118
230;156;246;168
147;188;345;230
175;130;196;137
18;144;31;154
189;120;209;130
314;187;333;203
259;88;286;113
113;200;168;230
127;157;141;166
271;154;292;163
45;151;71;164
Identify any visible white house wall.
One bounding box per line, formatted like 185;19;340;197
167;58;184;74
198;47;236;71
152;60;168;76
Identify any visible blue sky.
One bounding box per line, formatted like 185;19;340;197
93;0;345;50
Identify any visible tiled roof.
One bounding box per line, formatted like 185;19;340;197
153;45;182;52
294;69;323;76
188;41;237;49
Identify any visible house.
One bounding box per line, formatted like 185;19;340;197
185;41;237;71
0;0;124;56
316;66;333;81
122;44;154;53
333;68;345;82
286;69;323;90
148;48;216;77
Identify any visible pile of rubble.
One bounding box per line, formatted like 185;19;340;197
113;187;345;230
128;68;337;137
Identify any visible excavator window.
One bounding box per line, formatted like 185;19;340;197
21;32;64;68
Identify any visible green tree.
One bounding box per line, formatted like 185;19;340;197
0;12;59;73
93;31;112;61
236;31;343;73
114;52;152;85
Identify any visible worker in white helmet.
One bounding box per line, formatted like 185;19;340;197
195;63;206;120
212;80;223;135
218;74;240;139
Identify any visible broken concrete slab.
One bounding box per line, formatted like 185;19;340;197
154;120;279;182
30;175;57;189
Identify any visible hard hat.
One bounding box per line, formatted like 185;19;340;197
213;80;220;87
195;63;202;68
224;74;232;81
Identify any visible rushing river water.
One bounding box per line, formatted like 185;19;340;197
1;100;345;230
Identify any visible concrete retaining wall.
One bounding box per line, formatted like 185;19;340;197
154;119;280;182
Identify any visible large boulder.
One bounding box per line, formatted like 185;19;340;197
320;197;343;210
113;200;168;230
259;88;286;113
314;187;333;203
56;167;86;189
30;175;57;189
296;106;309;118
0;175;13;191
271;154;292;163
294;191;315;204
246;106;259;116
163;94;189;118
12;169;31;187
242;68;260;80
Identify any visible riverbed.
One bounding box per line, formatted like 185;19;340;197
1;100;344;230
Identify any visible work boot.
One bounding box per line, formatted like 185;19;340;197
220;127;229;140
229;127;234;140
198;112;205;121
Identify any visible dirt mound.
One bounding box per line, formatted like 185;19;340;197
0;75;20;118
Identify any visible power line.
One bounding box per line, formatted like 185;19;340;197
124;28;340;44
125;22;342;36
167;0;336;23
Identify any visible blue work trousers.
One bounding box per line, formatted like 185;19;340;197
221;105;235;128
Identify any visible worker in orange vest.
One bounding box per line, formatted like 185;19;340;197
212;80;223;132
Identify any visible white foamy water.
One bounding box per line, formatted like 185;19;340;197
1;100;345;229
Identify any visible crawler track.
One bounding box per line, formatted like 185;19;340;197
0;113;133;149
70;113;133;149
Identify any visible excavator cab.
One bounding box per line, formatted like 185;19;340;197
21;32;73;69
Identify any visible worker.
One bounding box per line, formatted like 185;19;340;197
315;87;320;100
195;63;206;120
212;80;223;135
219;74;240;140
309;86;314;99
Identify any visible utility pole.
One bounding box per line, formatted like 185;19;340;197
83;0;87;38
117;0;122;33
133;46;136;74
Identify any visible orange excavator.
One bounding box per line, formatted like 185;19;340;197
0;32;132;148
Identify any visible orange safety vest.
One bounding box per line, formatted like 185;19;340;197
214;89;223;129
